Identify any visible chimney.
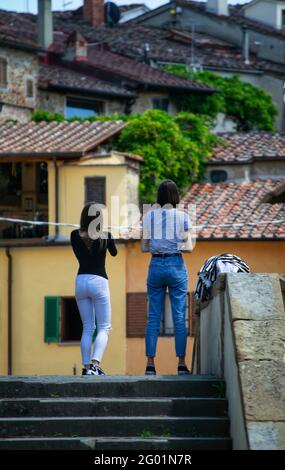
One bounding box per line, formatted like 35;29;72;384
206;0;228;16
242;27;250;65
65;32;88;62
38;0;53;49
83;0;105;27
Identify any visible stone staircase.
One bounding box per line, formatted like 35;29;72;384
0;376;232;450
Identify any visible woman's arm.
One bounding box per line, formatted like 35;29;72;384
70;230;82;261
107;233;118;257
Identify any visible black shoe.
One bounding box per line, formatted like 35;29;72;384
82;368;88;376
87;364;106;376
145;365;156;376
178;365;191;375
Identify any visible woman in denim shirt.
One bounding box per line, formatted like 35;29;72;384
142;180;191;376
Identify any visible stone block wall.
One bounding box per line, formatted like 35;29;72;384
0;47;38;122
195;272;285;449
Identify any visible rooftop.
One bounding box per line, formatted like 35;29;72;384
182;178;285;240
211;132;285;163
86;45;213;91
0;6;283;80
0;121;127;161
39;63;135;98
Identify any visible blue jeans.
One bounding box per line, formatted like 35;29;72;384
146;255;188;358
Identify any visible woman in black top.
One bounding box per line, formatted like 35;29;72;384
71;203;117;376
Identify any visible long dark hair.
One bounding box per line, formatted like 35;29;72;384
80;202;107;252
157;180;180;207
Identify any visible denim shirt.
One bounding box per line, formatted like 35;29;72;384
142;208;191;254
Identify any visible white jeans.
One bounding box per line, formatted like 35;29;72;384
75;274;112;365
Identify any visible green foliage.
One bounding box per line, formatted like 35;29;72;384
31;109;218;202
164;66;278;131
31;110;129;123
32;110;66;123
117;110;218;203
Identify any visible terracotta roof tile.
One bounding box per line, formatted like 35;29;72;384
211;133;285;163
0;8;281;79
39;63;135;97
0;121;127;159
181;179;285;239
86;46;213;91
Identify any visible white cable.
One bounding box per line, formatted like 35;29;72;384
0;216;285;231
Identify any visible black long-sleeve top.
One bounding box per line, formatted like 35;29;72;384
70;230;118;280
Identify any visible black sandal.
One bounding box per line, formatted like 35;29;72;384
178;365;191;375
145;365;156;376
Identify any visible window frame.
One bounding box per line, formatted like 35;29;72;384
126;291;192;338
65;96;105;119
44;296;96;345
26;77;35;99
210;169;228;183
84;176;106;206
60;296;83;344
152;97;170;112
0;57;8;89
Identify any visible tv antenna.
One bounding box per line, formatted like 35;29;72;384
187;23;203;73
63;0;73;10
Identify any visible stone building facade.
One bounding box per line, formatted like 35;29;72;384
0;45;38;123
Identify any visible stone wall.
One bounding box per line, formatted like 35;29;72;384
132;91;178;115
227;273;285;450
37;90;66;115
0;47;38;122
194;273;285;450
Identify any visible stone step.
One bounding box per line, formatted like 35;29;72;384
0;376;226;399
0;397;228;418
0;416;230;438
0;436;232;450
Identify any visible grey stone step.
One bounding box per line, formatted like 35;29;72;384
0;436;232;450
0;416;230;438
0;376;226;399
0;397;228;418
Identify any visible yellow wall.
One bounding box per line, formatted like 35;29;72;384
126;240;285;375
1;239;284;376
48;154;132;240
0;244;126;376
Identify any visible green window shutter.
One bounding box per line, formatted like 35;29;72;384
44;296;61;343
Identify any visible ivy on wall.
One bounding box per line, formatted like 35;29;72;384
164;66;278;131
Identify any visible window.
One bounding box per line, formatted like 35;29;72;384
37;162;48;204
160;292;190;336
0;58;7;88
26;78;34;98
44;296;96;343
0;163;22;206
127;292;193;337
61;297;82;342
85;176;106;205
152;98;169;112
65;97;104;119
282;10;285;28
210;170;228;183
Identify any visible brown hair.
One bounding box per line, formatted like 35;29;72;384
80;202;107;252
157;180;180;207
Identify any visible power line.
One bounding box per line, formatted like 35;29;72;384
0;216;284;231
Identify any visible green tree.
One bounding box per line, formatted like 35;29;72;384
117;110;218;202
164;66;278;131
